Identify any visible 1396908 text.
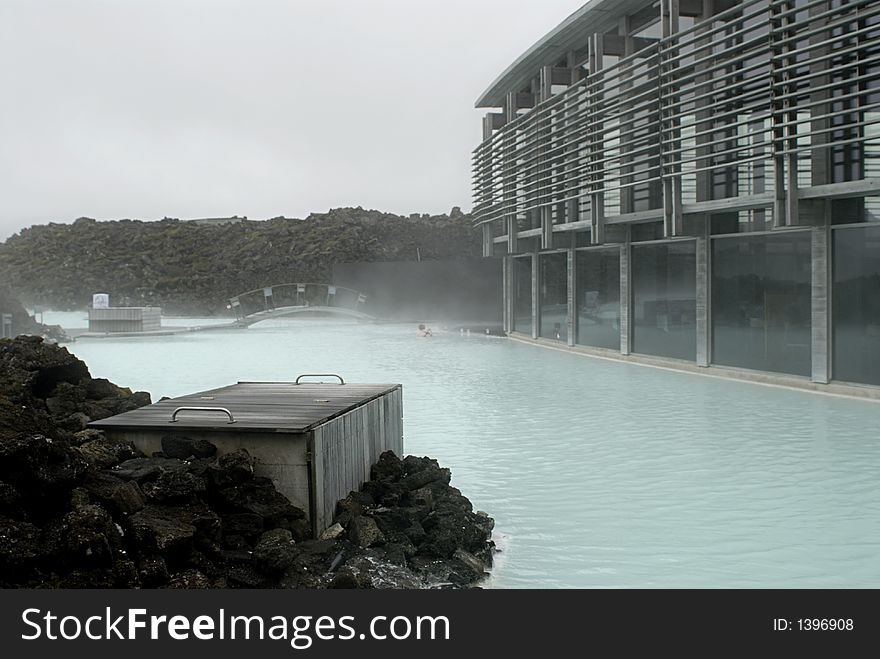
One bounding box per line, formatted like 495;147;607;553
772;618;854;631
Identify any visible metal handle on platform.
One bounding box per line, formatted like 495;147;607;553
170;406;235;423
295;373;345;385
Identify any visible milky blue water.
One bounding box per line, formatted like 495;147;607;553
45;312;880;588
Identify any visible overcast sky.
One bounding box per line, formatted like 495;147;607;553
0;0;586;239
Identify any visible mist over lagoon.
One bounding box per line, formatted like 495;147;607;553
45;311;880;588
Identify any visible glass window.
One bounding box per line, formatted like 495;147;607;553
711;232;812;376
833;225;880;385
633;18;662;41
710;209;772;235
512;256;533;334
552;231;574;250
575;231;593;248
631;222;664;242
514;236;539;253
539;253;568;341
831;197;880;224
576;248;621;350
632;241;697;360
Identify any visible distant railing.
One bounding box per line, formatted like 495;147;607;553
228;283;368;320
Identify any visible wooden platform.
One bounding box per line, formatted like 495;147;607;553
89;379;404;534
90;381;400;433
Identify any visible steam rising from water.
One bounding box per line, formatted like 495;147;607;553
51;312;880;588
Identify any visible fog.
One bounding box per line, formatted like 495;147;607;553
0;0;586;239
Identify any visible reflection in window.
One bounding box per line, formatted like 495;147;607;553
833;226;880;385
513;257;533;334
711;232;812;376
831;197;880;224
709;208;772;235
632;241;697;361
539;253;568;341
603;118;622;217
576;248;620;350
631;221;664;242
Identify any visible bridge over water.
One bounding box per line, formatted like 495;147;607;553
228;283;375;326
69;283;374;339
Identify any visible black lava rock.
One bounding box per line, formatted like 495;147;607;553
253;528;298;575
161;435;217;460
208;449;255;487
143;470;207;503
0;339;495;590
213;477;306;527
112;457;187;483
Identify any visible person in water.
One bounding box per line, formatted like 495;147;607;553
417;323;433;337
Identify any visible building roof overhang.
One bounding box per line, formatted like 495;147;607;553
474;0;649;108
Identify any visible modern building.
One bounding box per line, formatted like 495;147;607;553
473;0;880;394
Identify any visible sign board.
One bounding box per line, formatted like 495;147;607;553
92;293;110;309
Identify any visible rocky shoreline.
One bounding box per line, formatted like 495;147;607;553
0;336;495;588
0;286;67;342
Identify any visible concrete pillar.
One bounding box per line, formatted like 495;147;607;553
507;216;518;254
811;224;830;383
785;145;800;226
505;91;517;124
618;15;635;215
541;206;553;250
809;2;831;187
620;239;631;355
482;112;506;141
770;0;799;227
661;0;680;36
663;178;684;237
567;249;576;346
507;90;536;121
482;223;494;258
531;252;540;339
567;198;579;223
695;231;710;367
588;33;606;245
591;198;606;244
694;0;714;203
502;256;510;333
661;0;683;237
539;65;552;104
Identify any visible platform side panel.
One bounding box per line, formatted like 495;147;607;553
311;427;325;535
393;386;404;456
311;389;404;533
